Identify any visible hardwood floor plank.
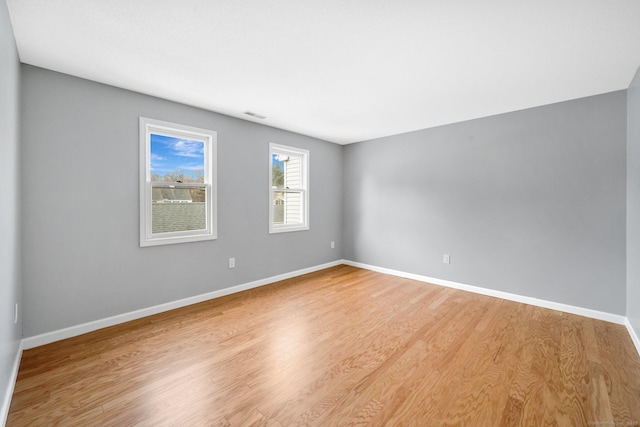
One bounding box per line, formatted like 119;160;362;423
7;265;640;426
559;317;593;422
377;294;497;425
434;300;529;425
588;360;615;423
592;321;640;421
263;284;443;424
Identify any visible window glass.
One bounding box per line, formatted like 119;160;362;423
140;118;217;246
150;134;205;183
269;143;309;233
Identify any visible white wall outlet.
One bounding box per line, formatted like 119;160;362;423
229;258;235;268
443;254;450;264
14;303;18;324
331;241;335;249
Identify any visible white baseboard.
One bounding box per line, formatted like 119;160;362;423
626;318;640;357
18;258;637;351
22;260;343;350
343;260;627;325
1;340;23;427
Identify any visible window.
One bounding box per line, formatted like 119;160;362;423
140;117;217;247
269;143;309;233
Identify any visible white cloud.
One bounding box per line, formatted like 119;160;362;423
171;140;204;158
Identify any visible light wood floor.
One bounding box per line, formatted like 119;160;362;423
8;265;640;426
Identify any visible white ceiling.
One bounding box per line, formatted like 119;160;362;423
7;1;640;144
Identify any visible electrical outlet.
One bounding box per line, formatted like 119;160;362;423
443;254;450;264
229;258;235;268
14;303;18;324
331;241;335;249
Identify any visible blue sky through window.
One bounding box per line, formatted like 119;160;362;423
272;153;284;169
150;134;205;180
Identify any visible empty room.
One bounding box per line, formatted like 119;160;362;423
2;1;640;425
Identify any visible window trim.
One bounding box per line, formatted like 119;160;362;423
139;117;217;247
269;143;310;234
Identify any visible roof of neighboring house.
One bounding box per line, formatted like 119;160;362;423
152;187;192;202
152;203;206;234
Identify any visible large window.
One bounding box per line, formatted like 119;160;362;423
140;117;217;247
269;143;309;233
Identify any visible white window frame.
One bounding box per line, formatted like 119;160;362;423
140;117;217;247
269;143;310;234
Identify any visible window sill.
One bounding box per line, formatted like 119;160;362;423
269;225;309;234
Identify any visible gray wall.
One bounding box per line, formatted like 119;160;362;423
343;92;627;315
0;0;21;418
20;65;343;337
14;58;638;337
628;66;640;335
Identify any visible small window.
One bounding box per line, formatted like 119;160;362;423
140;117;217;247
269;143;309;233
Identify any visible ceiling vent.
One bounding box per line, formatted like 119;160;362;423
244;111;266;119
